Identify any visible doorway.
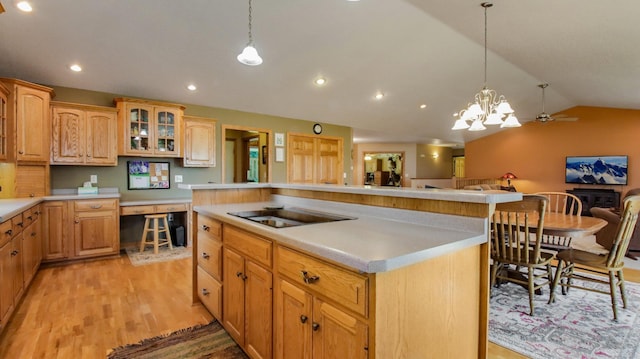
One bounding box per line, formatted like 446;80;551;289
221;125;272;183
363;152;404;187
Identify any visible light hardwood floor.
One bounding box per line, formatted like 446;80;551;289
1;255;638;358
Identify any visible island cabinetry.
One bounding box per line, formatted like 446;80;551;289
196;214;223;319
223;225;273;359
183;116;216;167
50;102;118;166
275;246;369;359
115;97;184;157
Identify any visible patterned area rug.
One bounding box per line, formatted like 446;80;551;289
125;246;191;266
490;278;640;359
107;321;248;359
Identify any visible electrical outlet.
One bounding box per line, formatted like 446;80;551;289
90;175;98;183
175;175;183;183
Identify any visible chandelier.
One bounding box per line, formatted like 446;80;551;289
452;2;520;131
237;0;263;66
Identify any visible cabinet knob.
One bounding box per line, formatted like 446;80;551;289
74;219;80;224
11;250;19;256
201;288;210;296
300;315;308;324
18;150;24;154
236;271;247;280
202;225;210;232
16;222;23;227
201;252;210;259
301;270;320;284
27;215;33;220
5;229;11;236
312;322;320;331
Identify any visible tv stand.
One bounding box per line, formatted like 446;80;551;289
567;188;620;216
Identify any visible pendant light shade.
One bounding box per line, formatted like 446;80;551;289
238;0;262;66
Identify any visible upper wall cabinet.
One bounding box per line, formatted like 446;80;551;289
115;97;184;158
0;83;9;162
0;78;54;163
182;115;216;167
51;102;118;166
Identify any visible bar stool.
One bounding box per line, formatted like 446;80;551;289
139;214;173;254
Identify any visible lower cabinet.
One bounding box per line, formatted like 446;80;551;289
21;205;41;288
42;198;119;262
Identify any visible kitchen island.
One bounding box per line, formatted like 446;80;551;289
179;183;520;359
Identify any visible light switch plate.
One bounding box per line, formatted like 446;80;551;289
175;175;183;183
90;175;98;183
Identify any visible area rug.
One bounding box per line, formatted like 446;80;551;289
125;246;192;266
489;278;640;359
107;321;248;359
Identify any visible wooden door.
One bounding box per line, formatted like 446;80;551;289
184;117;215;167
222;247;245;345
312;298;368;359
288;135;315;184
51;106;85;164
73;209;118;258
317;138;342;184
11;235;23;304
0;240;14;324
122;103;154;156
154;107;181;157
42;201;68;261
15;85;50;162
15;165;49;198
275;279;312;359
244;260;273;359
85;110;117;165
21;219;39;286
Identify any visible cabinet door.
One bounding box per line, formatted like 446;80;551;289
42;201;69;261
317;138;341;185
0;86;8;162
15;164;49;198
85;110;117;165
245;260;273;359
16;85;50;162
288;135;315;184
123;104;154;156
73;209;118;258
154;107;180;157
51;106;85;164
275;279;312;359
312;298;368;359
11;234;24;304
184;117;215;167
21;220;40;287
0;240;14;324
223;247;245;345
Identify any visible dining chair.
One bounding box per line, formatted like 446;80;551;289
550;194;640;321
535;191;584;251
490;194;555;316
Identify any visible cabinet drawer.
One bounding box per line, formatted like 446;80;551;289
197;214;221;240
277;246;368;317
75;199;117;211
120;205;155;215
22;207;35;226
197;266;222;320
0;220;11;247
198;235;222;280
223;225;272;268
11;213;24;236
156;203;188;213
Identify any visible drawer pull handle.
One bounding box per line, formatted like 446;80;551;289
90;205;103;209
11;250;19;256
201;288;210;296
301;271;320;284
31;232;36;237
236;271;247;280
202;225;210;232
312;322;320;331
201;252;210;259
300;315;308;324
27;215;33;220
5;229;11;235
16;222;23;227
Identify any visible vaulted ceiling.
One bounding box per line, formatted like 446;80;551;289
0;0;637;146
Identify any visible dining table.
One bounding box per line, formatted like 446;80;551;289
538;212;607;238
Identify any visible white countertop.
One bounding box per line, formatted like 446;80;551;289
120;198;192;206
0;198;42;222
179;182;521;204
194;198;489;274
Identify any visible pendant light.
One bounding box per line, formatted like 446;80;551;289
452;2;520;131
237;0;263;66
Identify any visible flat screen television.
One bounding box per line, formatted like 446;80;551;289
127;160;170;189
565;156;628;185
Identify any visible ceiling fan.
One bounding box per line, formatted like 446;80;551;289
534;83;578;123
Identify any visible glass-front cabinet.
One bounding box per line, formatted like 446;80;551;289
115;98;184;157
0;82;9;162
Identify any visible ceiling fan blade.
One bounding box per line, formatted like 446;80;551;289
553;114;579;122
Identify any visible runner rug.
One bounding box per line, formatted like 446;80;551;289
107;321;248;359
489;279;640;359
125;246;191;266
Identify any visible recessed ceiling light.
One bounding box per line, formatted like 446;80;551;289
419;104;427;109
187;84;197;91
314;77;326;86
374;92;384;100
17;1;32;12
69;64;82;72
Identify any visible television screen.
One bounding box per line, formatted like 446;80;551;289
565;156;628;185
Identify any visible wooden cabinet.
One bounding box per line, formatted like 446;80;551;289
15;164;49;198
287;134;343;185
50;102;118;166
275;246;369;359
0;83;9;162
222;225;273;359
0;78;53;163
21;205;41;288
115;97;184;157
195;215;223;319
42;198;119;262
183;115;216;167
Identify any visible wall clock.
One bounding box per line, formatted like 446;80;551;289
313;123;323;134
